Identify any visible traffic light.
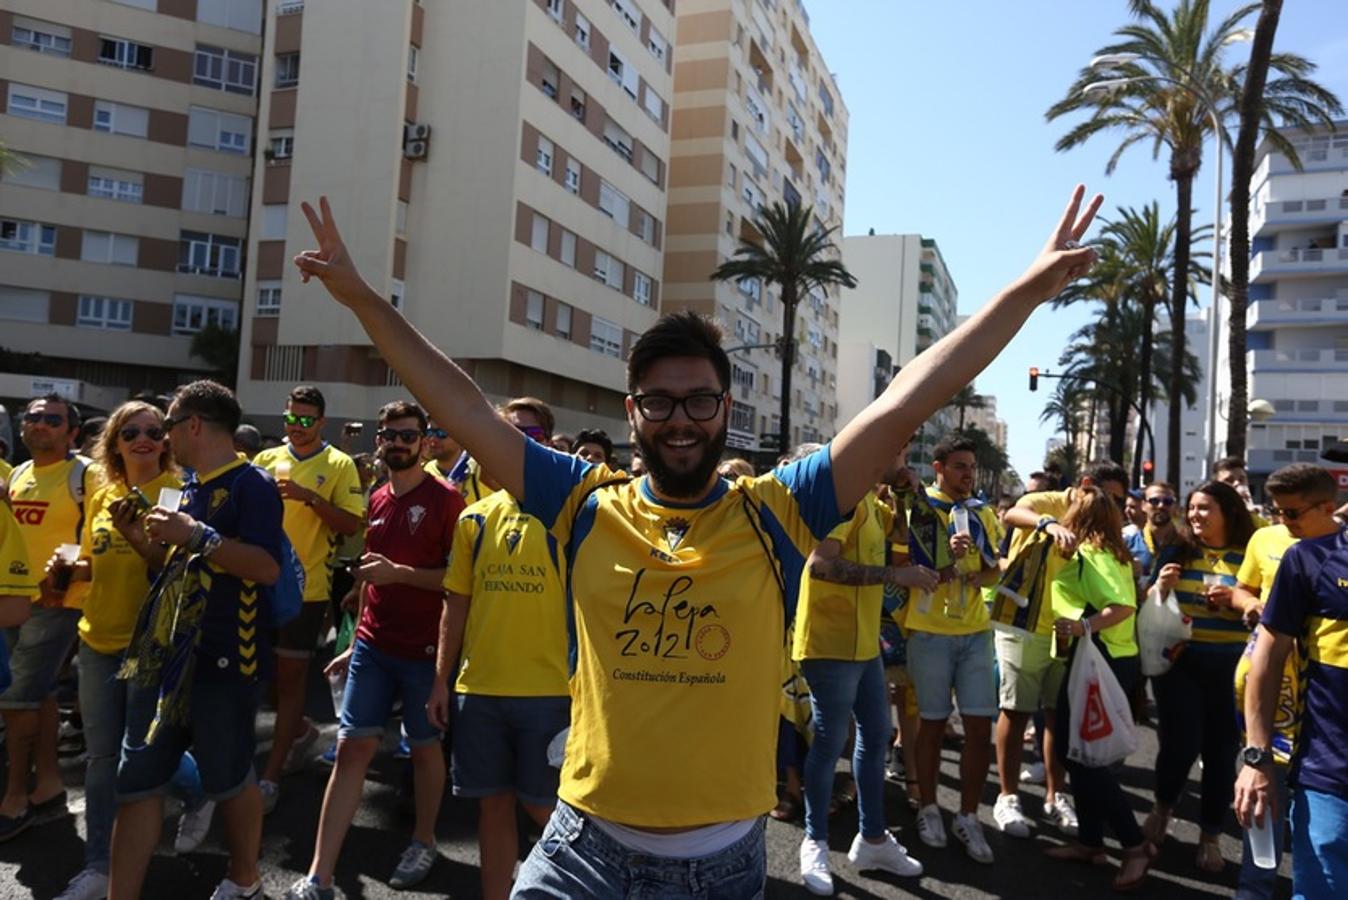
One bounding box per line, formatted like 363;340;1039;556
1142;459;1155;484
1028;367;1040;392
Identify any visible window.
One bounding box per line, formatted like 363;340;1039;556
82;230;139;265
737;277;762;304
269;129;294;159
612;0;641;32
556;302;572;339
189;106;252;153
569;85;587;120
643;86;664;123
99;37;154;71
256;280;282;316
12;18;71;56
77;295;133;330
7;83;67;124
536;136;554;175
178;231;242;278
0;220;56;256
648;27;668;63
183;169;249;216
727;162;737;189
396;200;409;234
546;0;563;23
602;118;633;162
0;286;50;323
260;204;287;240
593;250;623;290
564;157;581;194
590;316;622;358
196;0;263;35
633;271;653;306
531;213;550;253
608;47;638;98
407;45;419;83
390;279;405;311
526;290;545;330
274;52;300;87
88;167;143;203
541;58;559;99
111;0;155;7
818;79;834;117
560;229;576;267
193;45;257;94
574;13;591;49
94;101;150;138
635;209;655;244
2;155;62;191
639;147;659;184
172;294;238;334
598;180;629;221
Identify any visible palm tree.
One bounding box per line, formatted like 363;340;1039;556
1039;379;1087;463
944;384;987;432
711;201;856;452
1226;3;1341;458
1047;0;1337;485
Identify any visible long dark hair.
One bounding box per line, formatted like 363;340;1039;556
1174;480;1256;560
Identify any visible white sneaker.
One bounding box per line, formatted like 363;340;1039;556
55;868;108;900
174;799;216;853
799;837;833;896
993;793;1033;838
209;878;262;900
259;779;279;816
1020;761;1046;784
848;831;923;878
1044;794;1079;837
952;813;994;864
915;804;947;849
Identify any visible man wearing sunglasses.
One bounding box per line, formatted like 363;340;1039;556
293;184;1103;894
253;386;365;813
421;419;467;485
996;459;1130;843
0;394;94;842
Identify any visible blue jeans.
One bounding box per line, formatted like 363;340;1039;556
1236;763;1289;900
1291;785;1348;899
513;800;767;898
799;656;890;841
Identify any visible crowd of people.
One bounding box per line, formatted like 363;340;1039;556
0;184;1344;900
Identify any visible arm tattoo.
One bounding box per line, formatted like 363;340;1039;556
809;556;892;586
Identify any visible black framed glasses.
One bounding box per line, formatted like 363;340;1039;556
120;426;165;442
426;427;449;439
515;424;547;442
23;412;66;428
163;413;213;431
376;427;422;445
1272;503;1317;522
283;412;318;428
631;392;726;422
1146;496;1176;508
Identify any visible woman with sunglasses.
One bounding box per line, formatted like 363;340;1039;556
55;401;191;899
1144;480;1256;873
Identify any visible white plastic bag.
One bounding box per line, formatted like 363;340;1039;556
1066;636;1138;768
1136;585;1193;677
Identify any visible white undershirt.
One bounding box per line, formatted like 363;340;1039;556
588;815;758;859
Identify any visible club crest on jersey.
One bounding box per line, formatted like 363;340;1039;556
407;504;427;535
316;475;326;487
8;560;28;576
209;488;229;514
662;517;690;551
504;528;523;554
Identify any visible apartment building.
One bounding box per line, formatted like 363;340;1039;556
665;0;848;453
0;0;263;406
967;395;1007;451
838;233;958;469
234;0;673;439
1210;121;1348;496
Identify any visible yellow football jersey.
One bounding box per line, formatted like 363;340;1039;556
443;490;568;696
1005;489;1072;636
254;443;365;602
1237;524;1297;604
0;503;39;600
1154;545;1247;645
78;471;181;654
0;459;12;486
520;441;842;827
8;456;94;609
901;487;1002;636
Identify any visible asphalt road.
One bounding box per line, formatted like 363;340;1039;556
1;674;1289;899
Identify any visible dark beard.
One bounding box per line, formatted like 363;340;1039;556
635;422;729;500
382;448;419;471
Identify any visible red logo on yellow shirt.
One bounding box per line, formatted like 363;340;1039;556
12;501;48;525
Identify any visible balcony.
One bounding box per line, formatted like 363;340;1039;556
1251;194;1348;236
1247;294;1348;330
1251;348;1348;372
1250;246;1348;283
1248;447;1335;473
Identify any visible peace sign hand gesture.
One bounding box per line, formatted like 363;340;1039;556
1012;184;1104;304
293;196;375;309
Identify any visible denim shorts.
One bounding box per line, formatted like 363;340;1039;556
0;606;80;709
513;800;767;899
906;628;997;720
339;638;440;746
115;676;260;802
451;693;569;807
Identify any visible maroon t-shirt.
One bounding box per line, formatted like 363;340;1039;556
357;475;465;660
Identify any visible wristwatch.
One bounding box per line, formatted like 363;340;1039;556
1240;746;1272;769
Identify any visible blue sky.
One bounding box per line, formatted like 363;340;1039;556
806;0;1348;480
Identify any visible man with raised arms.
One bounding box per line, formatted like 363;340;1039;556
292;187;1102;895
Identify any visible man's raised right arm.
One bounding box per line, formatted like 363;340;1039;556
293;197;525;498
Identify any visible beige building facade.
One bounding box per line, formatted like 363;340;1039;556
235;0;673;440
0;0;263;406
665;0;848;452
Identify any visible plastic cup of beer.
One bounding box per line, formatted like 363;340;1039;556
51;543;81;593
157;487;183;511
274;460;292;482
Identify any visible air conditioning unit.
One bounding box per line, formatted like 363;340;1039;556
404;140;429;160
404;122;432;144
